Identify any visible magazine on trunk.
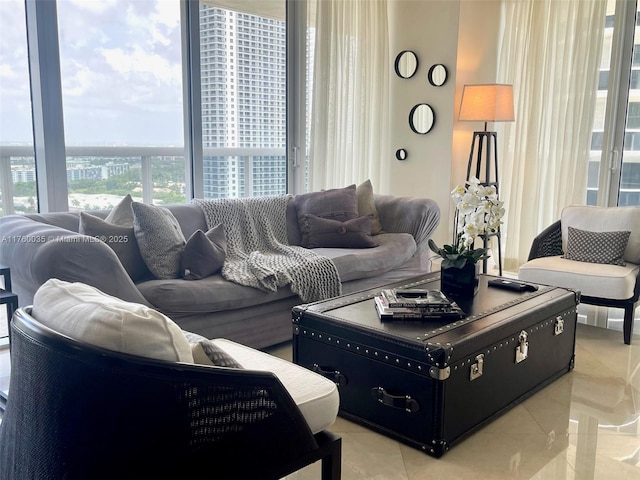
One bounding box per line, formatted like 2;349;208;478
374;294;466;322
380;288;454;309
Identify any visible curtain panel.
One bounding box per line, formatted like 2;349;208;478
309;0;389;191
497;0;607;272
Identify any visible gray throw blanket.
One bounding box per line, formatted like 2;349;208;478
193;196;342;302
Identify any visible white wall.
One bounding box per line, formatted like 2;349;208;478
386;0;502;250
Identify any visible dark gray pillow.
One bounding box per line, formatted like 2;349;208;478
79;212;150;282
184;332;243;369
563;227;631;266
132;202;186;279
294;185;359;227
181;224;227;280
300;214;378;249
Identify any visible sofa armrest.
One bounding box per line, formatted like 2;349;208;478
0;215;150;307
527;220;563;260
374;195;441;253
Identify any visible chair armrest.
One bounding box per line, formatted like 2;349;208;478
0;215;150;306
527;220;563;260
374;194;441;253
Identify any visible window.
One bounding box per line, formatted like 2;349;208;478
56;0;186;209
197;1;287;199
589;0;640;207
0;0;36;216
0;0;310;215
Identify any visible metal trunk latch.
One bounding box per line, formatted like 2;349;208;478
470;354;484;381
515;330;528;364
554;316;564;335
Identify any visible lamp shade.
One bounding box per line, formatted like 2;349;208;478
458;84;514;122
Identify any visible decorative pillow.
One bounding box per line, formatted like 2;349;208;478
563;227;631;266
79;212;150;282
300;214;378;249
181;224;227;280
356;179;384;235
32;279;193;363
104;193;134;227
132;202;186;279
294;185;359;229
190;340;243;368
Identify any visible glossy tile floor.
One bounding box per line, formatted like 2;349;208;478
1;308;638;480
271;313;640;480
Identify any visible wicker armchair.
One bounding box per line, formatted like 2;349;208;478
519;218;640;345
0;308;341;480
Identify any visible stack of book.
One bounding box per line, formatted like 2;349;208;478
374;288;465;321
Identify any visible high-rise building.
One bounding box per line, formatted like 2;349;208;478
200;6;286;199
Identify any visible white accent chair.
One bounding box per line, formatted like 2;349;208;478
518;205;640;345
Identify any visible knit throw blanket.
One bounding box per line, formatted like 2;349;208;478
193;196;342;302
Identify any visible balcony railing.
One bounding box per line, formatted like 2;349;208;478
0;145;286;215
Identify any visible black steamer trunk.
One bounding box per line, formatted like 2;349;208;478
293;274;578;457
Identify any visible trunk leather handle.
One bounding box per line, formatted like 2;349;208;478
312;364;348;386
371;387;420;413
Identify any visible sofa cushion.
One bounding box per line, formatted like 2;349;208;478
210;338;339;434
356;179;384;234
181;224;227;280
315;232;417;282
294;185;359;225
518;255;639;300
79;212;150;282
137;274;296;314
137;232;417;314
563;227;630;266
299;214;377;249
132;202;186;279
32;279;193;362
561;205;640;264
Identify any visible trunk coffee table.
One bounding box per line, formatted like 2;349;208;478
292;273;578;457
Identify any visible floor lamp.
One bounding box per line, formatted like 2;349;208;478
458;84;514;276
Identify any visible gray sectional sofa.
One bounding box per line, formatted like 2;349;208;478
0;193;440;348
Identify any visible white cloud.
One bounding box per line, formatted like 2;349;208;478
99;46;181;85
66;0;119;15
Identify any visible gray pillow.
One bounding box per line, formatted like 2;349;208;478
132;202;186;279
79;212;150;282
299;214;378;249
181;224;227;280
184;332;243;368
563;227;631;266
356;180;384;235
294;185;359;227
104;193;134;227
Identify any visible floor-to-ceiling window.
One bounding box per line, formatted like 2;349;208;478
56;0;186;209
197;1;287;199
0;0;36;216
589;0;640;206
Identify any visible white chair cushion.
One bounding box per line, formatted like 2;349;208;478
210;338;339;434
561;205;640;264
32;279;193;363
518;255;639;300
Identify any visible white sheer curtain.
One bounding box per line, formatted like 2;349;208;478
308;0;389;191
497;0;607;272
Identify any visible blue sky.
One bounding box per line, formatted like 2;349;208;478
0;0;184;147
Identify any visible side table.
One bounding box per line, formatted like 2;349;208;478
0;265;18;412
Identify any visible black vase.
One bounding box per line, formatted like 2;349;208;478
440;262;480;297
